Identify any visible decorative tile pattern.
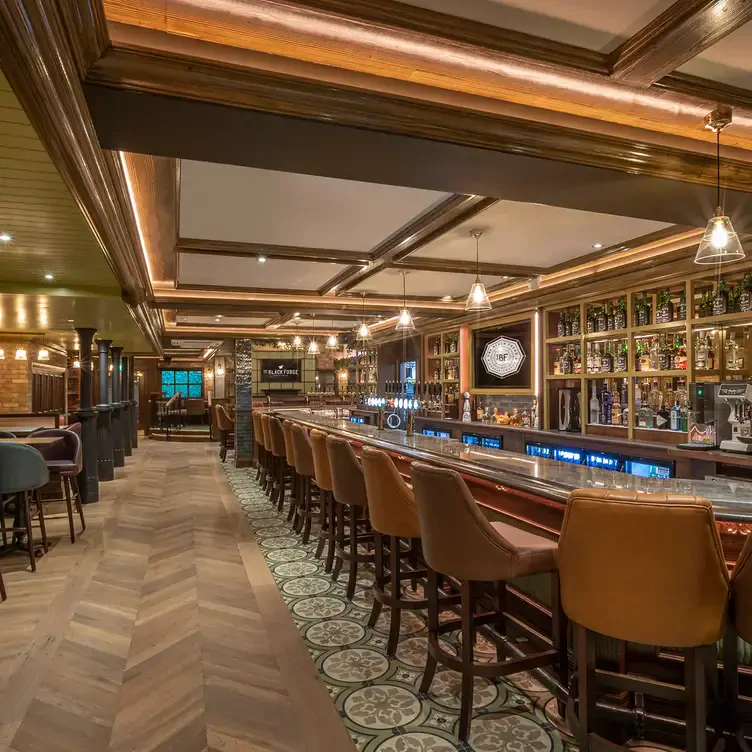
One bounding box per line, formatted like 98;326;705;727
234;338;254;466
224;464;575;752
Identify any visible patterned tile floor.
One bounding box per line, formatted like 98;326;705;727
224;464;577;752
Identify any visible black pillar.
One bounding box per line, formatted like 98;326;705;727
122;355;132;457
130;357;139;449
75;328;99;503
96;339;114;481
110;345;124;469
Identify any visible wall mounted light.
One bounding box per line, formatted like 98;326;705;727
37;349;49;361
15;348;27;360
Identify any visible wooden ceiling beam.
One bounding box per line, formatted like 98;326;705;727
392;258;545;277
610;0;752;87
177;238;371;265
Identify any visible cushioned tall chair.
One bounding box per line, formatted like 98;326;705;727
309;429;336;572
362;446;428;656
216;405;235;463
723;532;752;750
0;443;49;572
268;417;289;510
260;414;273;494
251;411;266;484
0;431;16;439
290;425;318;543
410;461;567;742
558;489;729;752
326;435;374;600
282;420;298;523
33;429;86;543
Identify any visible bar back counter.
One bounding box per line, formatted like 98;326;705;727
270;406;752;746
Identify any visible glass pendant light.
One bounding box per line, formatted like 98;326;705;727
395;271;415;332
357;293;372;341
465;229;492;311
307;315;320;354
695;112;745;265
326;319;338;350
0;348;5;359
292;322;303;350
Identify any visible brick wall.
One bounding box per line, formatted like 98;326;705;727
234;339;253;467
0;339;31;412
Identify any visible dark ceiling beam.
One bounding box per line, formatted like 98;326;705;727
320;196;497;295
177;238;371;264
609;0;752;87
392;258;545;277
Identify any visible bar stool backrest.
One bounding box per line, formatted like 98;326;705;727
251;411;262;446
731;533;752;644
410;461;525;582
0;443;50;494
362;446;419;538
326;435;366;508
558;488;729;647
217;405;235;431
282;420;296;468
31;428;80;469
309;429;333;492
66;422;81;438
211;404;220;432
268;417;287;458
0;430;16;438
290;424;315;477
260;414;272;452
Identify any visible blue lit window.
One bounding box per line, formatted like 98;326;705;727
161;369;203;398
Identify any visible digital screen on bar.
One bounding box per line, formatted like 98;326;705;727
585;452;622;471
437;431;451;440
481;436;502;449
422;428;436;436
625;460;672;479
525;443;552;458
462;434;480;445
350;417;364;424
553;448;584;465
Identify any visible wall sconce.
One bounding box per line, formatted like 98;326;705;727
15;348;27;360
37;349;49;361
206;370;214;379
0;349;5;360
73;360;81;369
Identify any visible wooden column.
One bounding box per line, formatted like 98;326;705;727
96;339;114;481
121;354;132;458
75;327;99;503
110;345;124;468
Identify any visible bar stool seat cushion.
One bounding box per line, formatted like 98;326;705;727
490;521;557;577
558;488;729;647
0;443;49;494
309;429;333;492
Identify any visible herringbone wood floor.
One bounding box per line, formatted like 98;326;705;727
0;441;355;752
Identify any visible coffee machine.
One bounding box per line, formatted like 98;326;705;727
682;381;717;449
558;388;581;433
718;382;752;453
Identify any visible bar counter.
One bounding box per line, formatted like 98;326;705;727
273;408;752;564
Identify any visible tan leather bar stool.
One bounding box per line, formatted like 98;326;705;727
260;414;273;496
282;420;298;523
723;532;752;749
326;435;374;600
309;429;336;571
558;489;729;752
216;405;235;463
268;417;289;511
410;461;567;742
251;411;266;485
290;424;318;543
362;446;428;656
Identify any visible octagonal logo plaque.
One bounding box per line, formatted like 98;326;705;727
481;336;526;380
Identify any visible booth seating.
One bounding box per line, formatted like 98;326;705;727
362;446;428;656
290;425;318;543
268;416;289;510
251;411;266;485
325;435;374;600
410;461;567;742
281;420;298;524
558;489;729;752
309;429;335;572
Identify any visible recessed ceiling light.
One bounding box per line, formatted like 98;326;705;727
0;232;11;243
67;319;74;323
258;255;267;263
294;312;300;318
44;273;54;280
441;295;453;302
592;242;603;249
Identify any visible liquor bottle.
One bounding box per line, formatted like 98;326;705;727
658;401;671;430
728;286;737;314
695;334;708;370
707;334;716;371
601;343;613;373
586;343;594;374
596;306;607;332
592;343;602;373
638;292;651;326
611;388;622;425
607;303;615;331
726;332;744;371
712;280;728;316
557;312;566;338
574;345;582;375
741;273;752;313
432;339;439;356
678;290;687;320
586;308;595;334
649;337;660;371
658;336;670;371
614;297;627;330
670;400;682;431
553;348;561;376
589;385;599;425
649;379;666;428
616;340;628;373
572;310;581;337
656;291;665;324
635;384;643;426
560;346;571;375
600;381;611;425
681;401;689;432
565;314;573;337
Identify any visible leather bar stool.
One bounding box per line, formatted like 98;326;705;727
290;424;317;543
34;429;86;543
558;489;729;752
722;532;752;749
216;405;235;463
309;429;336;571
251;411;266;485
410;461;567;742
362;446;428;656
0;443;49;572
326;435;374;600
0;431;16;438
260;414;273;495
268;417;289;511
282;420;299;523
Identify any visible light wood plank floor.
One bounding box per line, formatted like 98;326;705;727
0;441;355;752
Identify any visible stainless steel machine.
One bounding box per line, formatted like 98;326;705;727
718;382;752;454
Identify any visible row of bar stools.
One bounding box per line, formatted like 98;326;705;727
326;435;374;600
281;420;298;525
309;429;336;572
361;446;428;656
410;461;567;742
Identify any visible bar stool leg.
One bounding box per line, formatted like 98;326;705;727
420;566;439;694
346;506;360;600
577;625;596;752
288;472;298;522
275;458;285;511
496;581;507;661
72;475;86;533
302;481;313;544
35;489;48;554
315;490;328;559
22;492;36;572
550;572;569;718
325;493;336;573
255;448;262;481
459;579;474;742
387;535;402;656
63;474;76;543
686;646;708;752
369;532;384;628
0;566;6;601
332;501;346;582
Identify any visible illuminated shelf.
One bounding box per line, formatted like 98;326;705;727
690;311;752;327
633;370;688;378
584;371;628;378
631;320;688;334
584;330;628;340
587;423;628;430
545;335;581;344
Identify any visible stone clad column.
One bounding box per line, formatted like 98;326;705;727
96;339;114;481
121;355;132;458
75;328;99;503
235;339;253;467
130;357;139;449
110;345;124;469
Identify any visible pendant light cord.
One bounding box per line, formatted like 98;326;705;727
476;234;480;279
717;127;721;209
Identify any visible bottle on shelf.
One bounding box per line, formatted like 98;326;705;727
601;342;613;373
557;312;566;338
614;297;627;330
589;384;599;425
600;380;611;425
726;332;744;371
656;289;674;324
649;337;660;371
695;333;708;370
712;279;728;317
677;289;687;321
564;314;573;337
610;386;622;425
636;292;652;327
670;400;682;432
572;310;581;336
741;273;752;313
574;345;582;375
658;335;670;371
586;343;594;374
596;306;607;332
592;343;602;373
606;303;615;331
615;340;628;373
707;334;717;371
